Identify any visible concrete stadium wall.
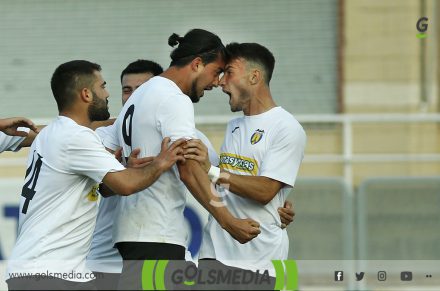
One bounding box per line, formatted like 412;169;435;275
344;0;439;113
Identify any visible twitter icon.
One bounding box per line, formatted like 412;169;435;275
356;272;365;281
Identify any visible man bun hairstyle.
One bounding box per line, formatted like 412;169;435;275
225;42;275;85
168;29;225;67
168;33;185;47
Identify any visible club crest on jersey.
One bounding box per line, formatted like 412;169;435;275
250;129;264;145
87;184;99;202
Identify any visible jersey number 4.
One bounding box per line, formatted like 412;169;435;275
21;151;43;214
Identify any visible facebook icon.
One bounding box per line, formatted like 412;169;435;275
335;271;344;281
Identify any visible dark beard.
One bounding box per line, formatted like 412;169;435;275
88;91;110;121
230;86;250;112
188;79;200;103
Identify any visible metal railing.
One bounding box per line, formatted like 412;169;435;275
2;113;440;192
197;113;440;191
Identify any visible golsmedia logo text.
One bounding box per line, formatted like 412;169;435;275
141;259;298;290
171;265;271;286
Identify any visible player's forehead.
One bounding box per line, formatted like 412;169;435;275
93;71;104;84
206;55;225;71
92;70;106;86
122;72;154;87
225;57;246;71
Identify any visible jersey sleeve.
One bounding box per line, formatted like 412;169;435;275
67;128;125;183
95;123;121;151
0;128;29;153
97;124;120;152
260;125;306;188
156;93;197;141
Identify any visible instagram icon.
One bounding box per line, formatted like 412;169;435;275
378;271;387;281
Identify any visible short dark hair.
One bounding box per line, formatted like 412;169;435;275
120;59;163;82
51;60;101;111
225;43;275;84
168;29;225;67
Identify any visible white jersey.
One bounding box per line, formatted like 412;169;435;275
0;129;29;153
199;107;306;275
6;117;125;282
88;127;218;273
108;76;197;248
96;124;120;151
87;124;122;273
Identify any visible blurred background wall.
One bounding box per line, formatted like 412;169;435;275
1;0;440;288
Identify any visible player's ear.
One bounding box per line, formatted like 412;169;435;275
249;69;261;85
190;57;204;73
80;88;93;103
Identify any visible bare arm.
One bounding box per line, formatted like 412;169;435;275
90;118;116;130
184;143;296;228
0;117;39;136
1;117;43;148
19;125;45;147
182;139;283;205
217;172;283;205
178;159;260;244
278;200;295;229
100;147;154;197
102;166;163;196
101;138;185;196
184;139;296;228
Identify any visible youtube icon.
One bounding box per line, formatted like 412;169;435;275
401;271;413;281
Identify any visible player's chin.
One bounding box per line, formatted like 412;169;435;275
96;111;111;121
190;94;201;103
195;90;205;101
229;102;240;112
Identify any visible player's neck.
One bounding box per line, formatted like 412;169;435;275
59;111;92;128
160;67;193;96
244;87;276;116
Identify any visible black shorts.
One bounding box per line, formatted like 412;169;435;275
116;242;185;290
116;241;185;260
